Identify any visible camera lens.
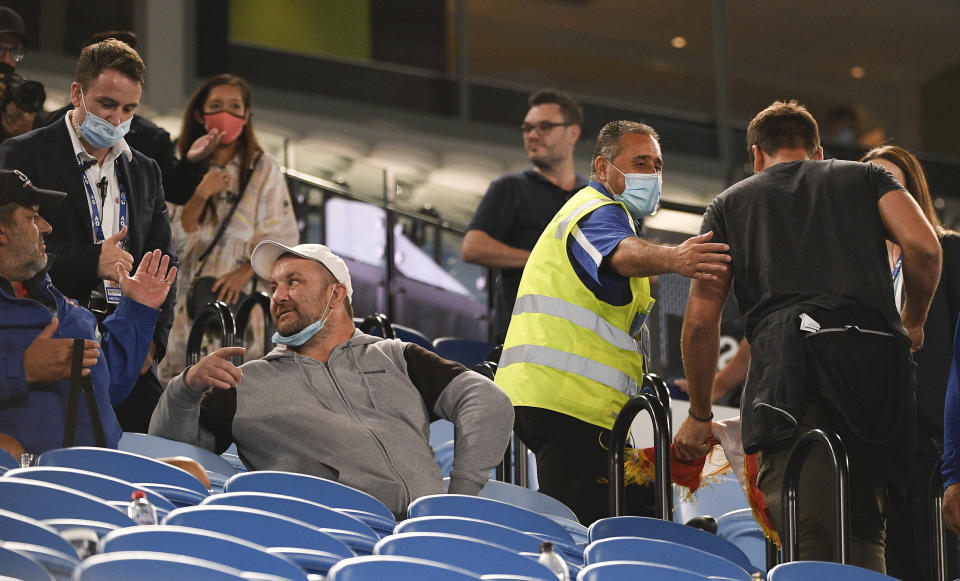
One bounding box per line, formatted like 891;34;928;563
13;80;45;114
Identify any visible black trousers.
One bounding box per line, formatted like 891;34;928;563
113;368;164;434
514;406;655;526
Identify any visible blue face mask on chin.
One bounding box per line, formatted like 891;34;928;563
607;162;662;219
78;89;132;149
272;287;336;347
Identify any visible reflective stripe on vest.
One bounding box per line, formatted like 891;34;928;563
555;197;608;239
513;294;639;352
499;344;640;398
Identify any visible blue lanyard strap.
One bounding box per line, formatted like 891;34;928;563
77;154;127;242
891;252;903;281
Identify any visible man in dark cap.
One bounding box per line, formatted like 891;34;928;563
0;6;38;141
0;168;176;454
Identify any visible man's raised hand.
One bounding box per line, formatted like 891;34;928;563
184;347;246;393
97;226;134;280
117;249;177;309
672;231;731;280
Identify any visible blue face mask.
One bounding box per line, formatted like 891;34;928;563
607;162;662;218
78;89;132;149
272;287;336;347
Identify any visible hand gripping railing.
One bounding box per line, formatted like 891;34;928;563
186;302;237;366
930;459;947;581
608;386;672;519
235;292;273;358
781;428;850;564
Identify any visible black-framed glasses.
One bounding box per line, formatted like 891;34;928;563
0;45;24;63
520;121;572;135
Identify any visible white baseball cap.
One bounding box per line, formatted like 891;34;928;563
251;241;353;299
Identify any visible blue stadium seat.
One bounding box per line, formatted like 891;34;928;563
587;516;755;573
118;433;237;491
0;449;17;474
0;479;134;528
327;555;481;581
0;541;79;581
673;474;749;525
0;544;53;581
203;492;379;554
72;551;253;580
6;467;176;514
584;537;751;580
374;532;556;579
99;525;309;581
407;494;580;562
0;508;79;559
578;560;713;581
716;508;767;572
224;471;396;536
36;447;209;506
432;337;495;368
163;505;355;575
767;560;898;580
393;324;435;351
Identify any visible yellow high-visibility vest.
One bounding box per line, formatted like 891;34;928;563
495;185;654;429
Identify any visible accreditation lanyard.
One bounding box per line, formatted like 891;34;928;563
77;154;127;243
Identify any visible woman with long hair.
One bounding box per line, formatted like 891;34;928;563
160;74;298;380
861;145;960;580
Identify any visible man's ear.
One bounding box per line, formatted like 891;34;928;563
69;82;82;109
593;156;607;182
752;145;764;174
568;124;581;143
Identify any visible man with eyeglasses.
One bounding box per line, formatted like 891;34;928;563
0;7;39;142
462;88;586;344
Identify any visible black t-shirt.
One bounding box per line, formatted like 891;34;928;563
701;159;904;339
467;169;586;342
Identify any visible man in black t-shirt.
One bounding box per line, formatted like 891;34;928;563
673;100;941;572
462;89;586;343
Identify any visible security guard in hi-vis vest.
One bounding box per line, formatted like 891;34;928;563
495;120;731;525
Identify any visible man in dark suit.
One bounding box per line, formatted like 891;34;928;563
0;38;177;432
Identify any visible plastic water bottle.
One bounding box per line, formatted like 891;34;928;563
538;541;569;581
127;490;157;525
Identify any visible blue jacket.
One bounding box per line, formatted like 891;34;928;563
0;274;158;453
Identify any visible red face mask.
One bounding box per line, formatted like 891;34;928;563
203;111;245;144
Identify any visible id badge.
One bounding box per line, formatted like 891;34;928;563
105;281;122;304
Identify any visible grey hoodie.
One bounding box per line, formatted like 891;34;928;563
149;330;514;516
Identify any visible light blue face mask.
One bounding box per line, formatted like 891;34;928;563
272;287;336;347
78;89;132;149
607;161;662;218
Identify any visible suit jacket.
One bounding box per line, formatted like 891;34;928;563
0;120;178;360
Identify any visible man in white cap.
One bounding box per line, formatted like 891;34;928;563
150;240;514;516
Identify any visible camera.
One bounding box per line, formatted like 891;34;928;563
0;62;45;114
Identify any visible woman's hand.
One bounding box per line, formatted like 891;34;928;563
211;262;255;306
195;167;231;201
185;127;224;162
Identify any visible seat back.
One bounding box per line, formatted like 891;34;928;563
0;544;53;581
73;551;250;580
327;555;481;581
374;532;555;579
477;479;579;523
0;540;79;581
0;508;80;558
395;516;542;553
578;560;712;581
118;433;237;477
392;324;434;351
36;447;209;496
205;492;379;539
587;516;753;572
225;471;394;521
0;449;17;473
673;474;749;524
6;466;176;512
0;479;134;527
716;508;767;572
100;525;308;581
767;560;898;580
585;537;751;580
432;337;495;368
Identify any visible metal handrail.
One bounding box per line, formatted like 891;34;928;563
356;313;396;339
186;302;237;366
235;292;273;359
931;459;947;581
643;373;672;435
608;388;672;519
781;428;850;564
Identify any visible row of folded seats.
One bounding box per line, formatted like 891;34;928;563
0;440;894;580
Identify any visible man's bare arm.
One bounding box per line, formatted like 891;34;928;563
878;189;941;349
461;229;531;269
608;231;730;281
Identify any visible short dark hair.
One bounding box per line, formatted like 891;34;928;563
76;38;146;88
747;100;820;160
528;88;583;126
590;121;660;180
82;30;138;49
